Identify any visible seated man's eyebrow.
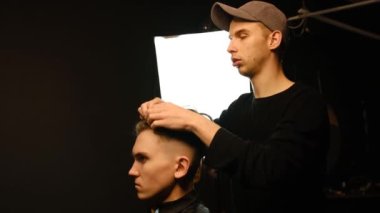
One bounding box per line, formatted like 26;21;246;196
134;153;149;162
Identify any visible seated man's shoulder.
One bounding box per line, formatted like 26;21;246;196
195;203;209;213
182;203;209;213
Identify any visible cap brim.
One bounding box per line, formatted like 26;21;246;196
211;2;258;31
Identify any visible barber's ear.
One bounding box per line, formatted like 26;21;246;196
174;156;190;179
268;30;282;50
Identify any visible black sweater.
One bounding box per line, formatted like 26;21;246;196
205;82;330;213
150;190;209;213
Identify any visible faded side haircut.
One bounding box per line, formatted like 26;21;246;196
134;120;207;186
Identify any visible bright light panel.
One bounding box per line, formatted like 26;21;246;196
154;30;250;119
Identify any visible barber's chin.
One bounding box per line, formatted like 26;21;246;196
238;69;250;77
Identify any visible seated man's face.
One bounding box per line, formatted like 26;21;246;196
129;129;182;201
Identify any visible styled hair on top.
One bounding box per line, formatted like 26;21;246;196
134;120;207;186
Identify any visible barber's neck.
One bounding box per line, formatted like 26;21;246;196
251;68;293;98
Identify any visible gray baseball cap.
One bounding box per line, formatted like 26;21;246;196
211;1;287;35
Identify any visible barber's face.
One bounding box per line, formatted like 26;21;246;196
129;130;176;201
227;19;272;78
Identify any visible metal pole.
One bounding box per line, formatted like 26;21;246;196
288;0;380;21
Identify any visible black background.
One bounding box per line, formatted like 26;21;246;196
1;0;379;212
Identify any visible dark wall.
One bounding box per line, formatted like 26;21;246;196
1;0;379;212
0;1;213;212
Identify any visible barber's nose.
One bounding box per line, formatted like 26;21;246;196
227;40;237;54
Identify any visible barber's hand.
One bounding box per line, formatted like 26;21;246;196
139;99;197;131
138;98;220;146
138;97;163;120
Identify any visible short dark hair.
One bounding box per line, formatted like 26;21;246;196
134;120;206;186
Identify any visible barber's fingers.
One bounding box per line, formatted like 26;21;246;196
144;103;169;125
137;105;147;119
147;103;192;129
138;97;163;119
139;102;169;126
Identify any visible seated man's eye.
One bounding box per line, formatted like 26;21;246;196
135;154;147;163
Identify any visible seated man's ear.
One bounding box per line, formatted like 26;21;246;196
174;156;190;179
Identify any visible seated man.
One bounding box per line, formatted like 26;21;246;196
129;119;209;213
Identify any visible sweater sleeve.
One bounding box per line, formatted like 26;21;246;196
204;88;330;188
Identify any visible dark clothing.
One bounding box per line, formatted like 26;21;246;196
205;82;330;213
150;190;209;213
